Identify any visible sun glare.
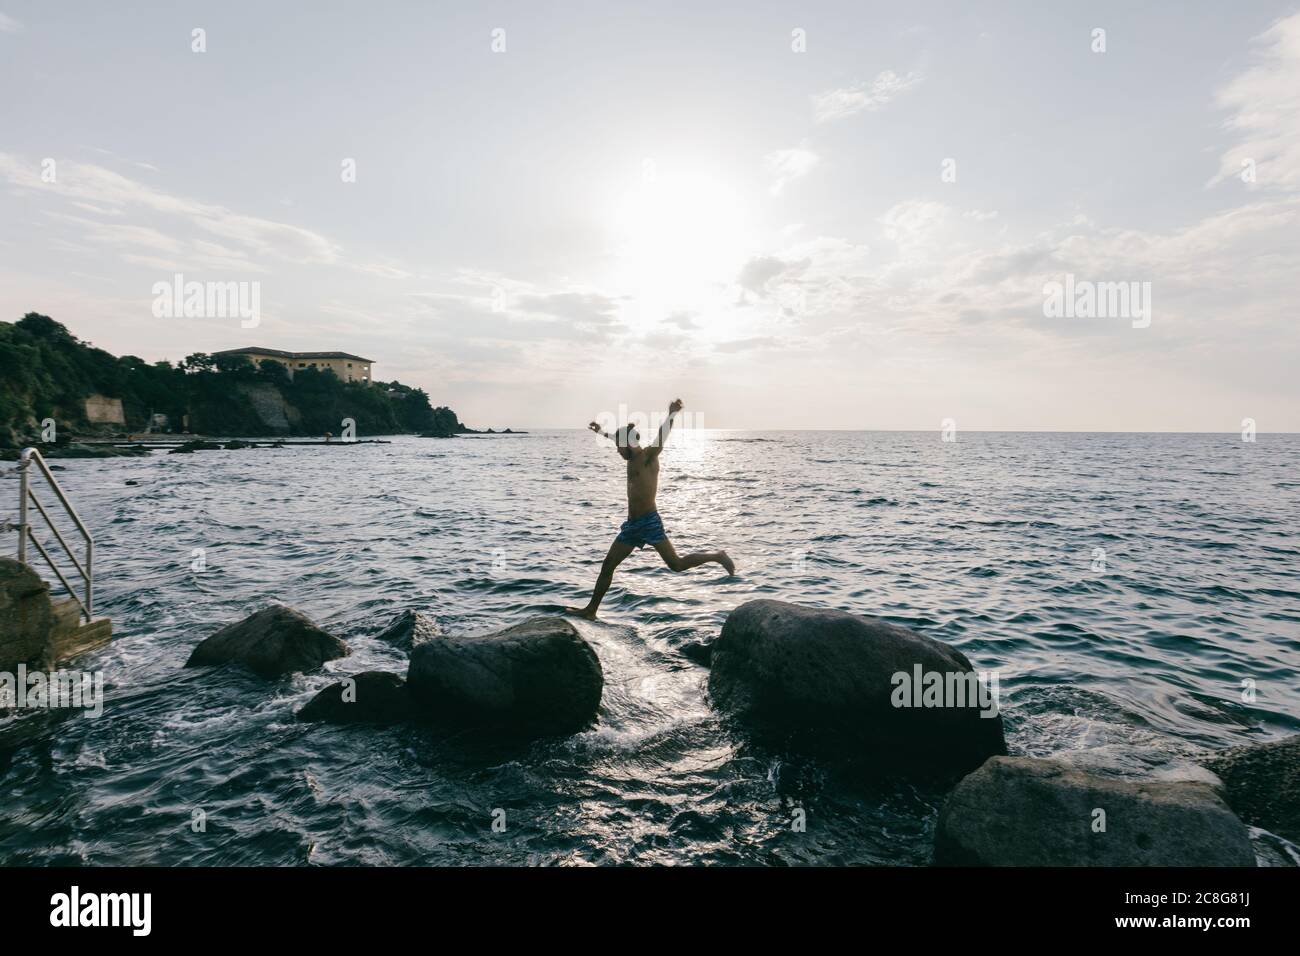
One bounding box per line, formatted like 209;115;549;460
609;167;753;326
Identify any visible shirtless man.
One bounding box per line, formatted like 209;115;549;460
565;398;735;619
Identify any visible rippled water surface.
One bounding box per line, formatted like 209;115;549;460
2;430;1298;865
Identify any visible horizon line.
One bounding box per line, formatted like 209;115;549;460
506;426;1298;435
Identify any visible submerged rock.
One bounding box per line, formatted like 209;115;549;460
934;755;1255;866
375;609;442;652
708;599;1005;772
186;604;349;678
168;440;222;454
679;640;713;667
1200;735;1300;843
406;616;602;735
297;671;414;725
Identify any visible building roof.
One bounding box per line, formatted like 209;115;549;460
213;347;375;363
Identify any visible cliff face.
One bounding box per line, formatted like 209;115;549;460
1;313;451;443
83;395;125;425
235;383;300;434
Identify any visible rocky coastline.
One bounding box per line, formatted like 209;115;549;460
4;578;1295;866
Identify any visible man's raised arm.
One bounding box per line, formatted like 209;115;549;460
588;421;616;442
648;398;684;455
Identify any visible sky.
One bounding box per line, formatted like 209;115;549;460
1;1;1298;431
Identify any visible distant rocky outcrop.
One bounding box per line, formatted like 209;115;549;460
1200;735;1300;843
168;440;223;454
406;617;602;735
0;313;456;445
934;754;1256;866
708;599;1006;773
0;443;149;461
186;604;349;678
374;609;443;653
297;671;414;725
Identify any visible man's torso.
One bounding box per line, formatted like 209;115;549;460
625;450;659;519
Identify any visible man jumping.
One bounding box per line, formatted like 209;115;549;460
565;398;735;619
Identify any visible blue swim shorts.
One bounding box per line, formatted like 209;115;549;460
616;510;667;549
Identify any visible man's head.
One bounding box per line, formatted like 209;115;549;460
615;423;640;459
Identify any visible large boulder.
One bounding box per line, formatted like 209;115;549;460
708;599;1005;772
0;558;52;671
935;755;1256;866
186;605;349;678
1200;735;1300;843
406;617;602;735
297;671;414;725
374;609;442;652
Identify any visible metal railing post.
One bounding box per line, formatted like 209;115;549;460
17;455;28;564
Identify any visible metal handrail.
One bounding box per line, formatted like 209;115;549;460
15;447;93;621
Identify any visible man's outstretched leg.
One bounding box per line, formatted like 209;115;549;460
565;538;636;619
653;538;735;575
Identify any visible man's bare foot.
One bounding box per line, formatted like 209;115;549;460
564;606;598;620
718;551;736;575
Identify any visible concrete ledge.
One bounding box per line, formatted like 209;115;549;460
1;559;112;671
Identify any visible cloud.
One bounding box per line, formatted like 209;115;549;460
0;12;20;32
737;255;808;297
1209;12;1300;191
407;279;626;347
730;183;1300;380
714;336;778;353
738;238;870;319
352;262;412;280
515;291;622;328
812;70;922;123
663;311;697;329
0;153;340;266
764;145;819;195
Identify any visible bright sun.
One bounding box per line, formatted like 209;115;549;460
609;167;753;326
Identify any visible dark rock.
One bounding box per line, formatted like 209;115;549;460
935;754;1256;866
708;599;1005;772
0;558;52;671
169;440;222;454
4;443;149;460
1201;735;1300;843
375;609;442;652
186;604;349;678
297;671;414;724
406;616;602;735
679;640;713;666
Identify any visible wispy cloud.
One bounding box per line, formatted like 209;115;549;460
764;145;819;195
812;70;922;123
714;335;779;353
0;12;21;33
1209;12;1300;191
0;153;340;267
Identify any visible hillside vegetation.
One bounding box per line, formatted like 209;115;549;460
0;313;464;445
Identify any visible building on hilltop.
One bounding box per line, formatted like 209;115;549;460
212;347;374;384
